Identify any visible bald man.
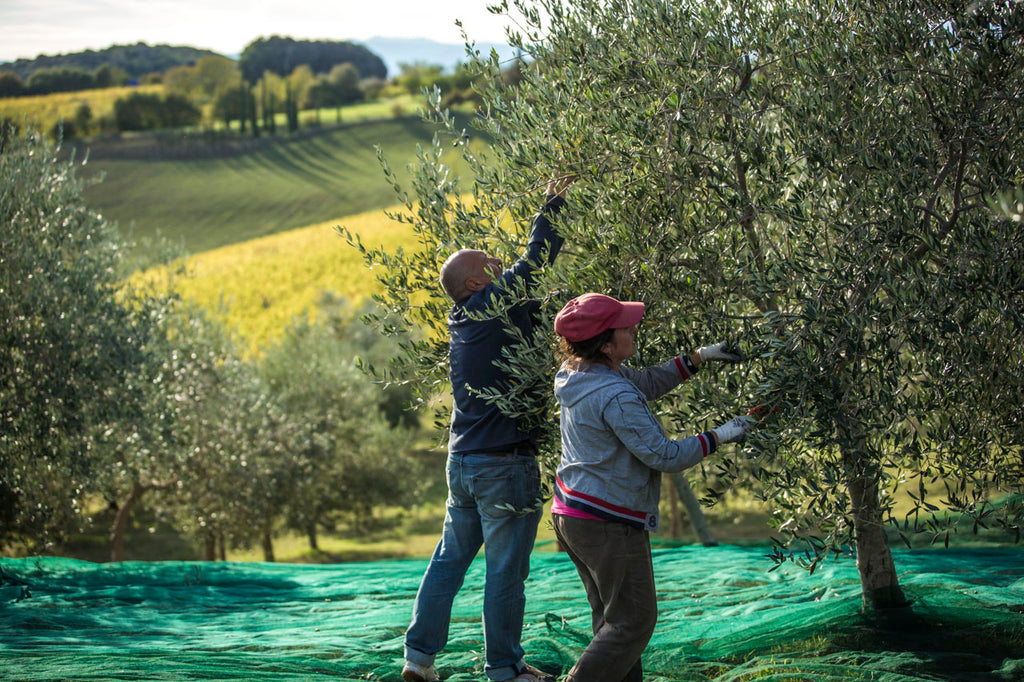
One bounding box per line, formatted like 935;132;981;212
402;177;572;682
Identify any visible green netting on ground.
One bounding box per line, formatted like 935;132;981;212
2;545;1023;681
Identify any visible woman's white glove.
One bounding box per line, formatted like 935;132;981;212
713;416;755;444
697;342;744;363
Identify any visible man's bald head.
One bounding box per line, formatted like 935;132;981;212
440;249;501;302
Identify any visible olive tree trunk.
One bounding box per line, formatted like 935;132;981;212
261;529;275;562
109;482;148;562
841;443;907;611
109;479;173;562
667;478;682;538
667;472;717;546
203;531;217;561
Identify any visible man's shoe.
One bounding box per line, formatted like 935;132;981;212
510;662;556;682
402;660;441;682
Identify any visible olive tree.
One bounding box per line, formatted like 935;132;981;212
101;303;182;562
259;296;423;550
352;0;1023;610
0;126;166;549
149;306;294;561
99;299;273;562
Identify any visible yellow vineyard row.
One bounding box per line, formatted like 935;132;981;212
134;204;422;353
0;84;164;132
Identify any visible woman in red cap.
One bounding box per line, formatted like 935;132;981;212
550;292;753;682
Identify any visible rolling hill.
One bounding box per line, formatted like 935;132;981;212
80;112;488;257
136;204;425;352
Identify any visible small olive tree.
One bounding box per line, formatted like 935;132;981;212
146;306;294;561
259;297;423;550
352;0;1023;611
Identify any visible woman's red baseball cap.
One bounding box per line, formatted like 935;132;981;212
554;293;645;342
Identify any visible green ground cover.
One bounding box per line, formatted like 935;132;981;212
2;547;1022;680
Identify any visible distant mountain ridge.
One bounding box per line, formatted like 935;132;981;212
363;37;518;76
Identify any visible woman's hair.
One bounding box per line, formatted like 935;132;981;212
557;327;616;369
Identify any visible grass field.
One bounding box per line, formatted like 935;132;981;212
59;460;774;564
80;113;487;258
294;93;429;125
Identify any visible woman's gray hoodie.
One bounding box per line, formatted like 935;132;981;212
553;356;718;532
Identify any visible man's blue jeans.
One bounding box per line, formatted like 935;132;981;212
405;452;543;681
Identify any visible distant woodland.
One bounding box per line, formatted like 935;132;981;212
1;42;221;83
0;39;388;98
0;36;517;140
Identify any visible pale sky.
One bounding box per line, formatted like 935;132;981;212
0;0;517;63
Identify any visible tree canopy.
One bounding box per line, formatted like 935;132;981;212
239;37;387;83
0;126;167;547
1;125;427;559
355;0;1024;610
1;42;221;82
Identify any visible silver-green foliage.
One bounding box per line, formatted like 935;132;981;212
0;126;165;547
259;296;425;544
356;0;1023;605
0;127;428;557
150;305;289;555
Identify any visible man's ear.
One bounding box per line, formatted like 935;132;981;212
465;277;487;293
